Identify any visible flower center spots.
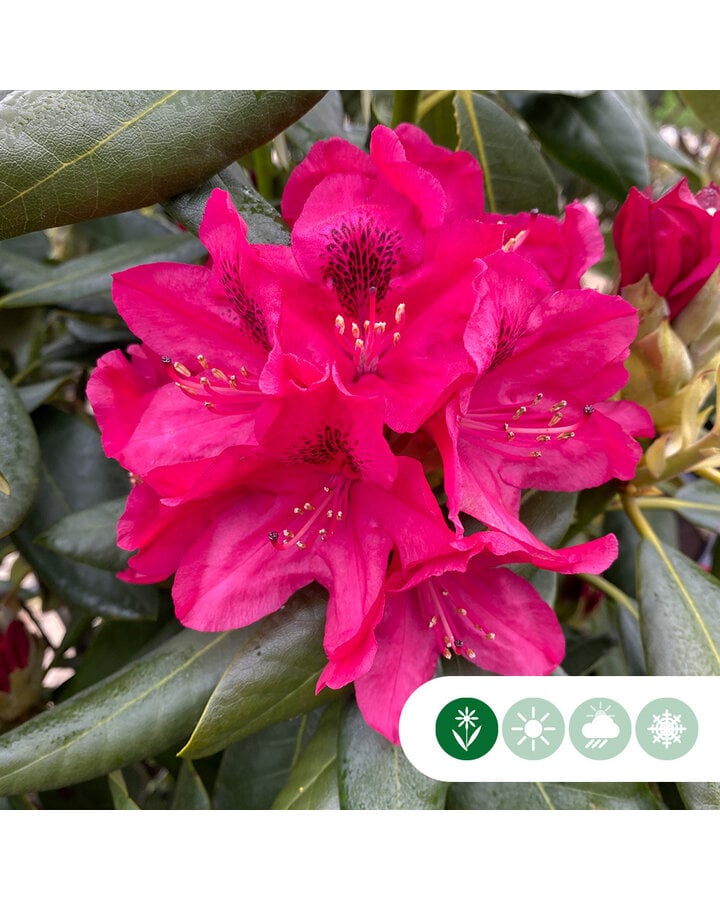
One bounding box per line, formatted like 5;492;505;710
323;218;401;322
458;392;595;460
163;354;262;414
268;476;350;552
220;263;271;352
419;579;495;661
284;424;364;477
490;317;527;370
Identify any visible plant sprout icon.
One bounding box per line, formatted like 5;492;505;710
453;706;482;752
582;701;620;749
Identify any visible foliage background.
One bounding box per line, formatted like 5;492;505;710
1;88;719;812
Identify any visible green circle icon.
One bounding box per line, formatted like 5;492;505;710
635;698;698;760
435;697;498;760
569;697;631;760
502;698;565;760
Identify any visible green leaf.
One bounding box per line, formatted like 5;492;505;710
0;627;246;796
272;704;341;809
214;710;323;810
448;781;663;809
679;91;720;135
180;587;334;759
520;490;578;549
510;91;649;200
163;163;289;246
0;369;40;538
172;760;211;810
12;408;158;620
37;497;129;571
672;480;720;533
0;90;325;240
454;91;559;214
338;700;447;810
677;781;720;810
0;233;203;312
637;539;720;674
108;770;140;810
417;91;458;151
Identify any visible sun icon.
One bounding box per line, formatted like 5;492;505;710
503;699;565;760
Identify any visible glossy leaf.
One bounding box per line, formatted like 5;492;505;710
172;760;211;810
679;91;720;135
0;233;203;312
338;700;447;810
454;91;558;214
214;711;323;810
163;163;289;246
677;781;720;810
0;90;325;240
38;497;129;571
0;370;40;538
272;704;341;810
12;408;158;620
510;91;649;200
520;490;578;549
448;781;663;809
180;588;332;759
637;539;720;675
0;628;246;796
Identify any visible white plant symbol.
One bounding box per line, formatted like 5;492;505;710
453;706;482;752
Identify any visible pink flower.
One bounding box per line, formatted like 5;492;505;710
613;178;720;318
270;125;501;432
481;200;605;289
117;375;449;680
87;189;305;485
350;529;602;744
429;252;653;541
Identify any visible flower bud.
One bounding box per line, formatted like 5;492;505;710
0;615;44;726
613;179;720;320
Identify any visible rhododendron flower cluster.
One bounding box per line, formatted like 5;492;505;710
88;124;651;743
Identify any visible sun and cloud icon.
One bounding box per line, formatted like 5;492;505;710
581;702;620;749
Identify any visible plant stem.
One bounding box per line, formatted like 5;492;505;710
391;91;421;127
697;467;720;488
577;573;639;621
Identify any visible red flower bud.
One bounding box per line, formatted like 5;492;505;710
0;617;43;725
613;178;720;319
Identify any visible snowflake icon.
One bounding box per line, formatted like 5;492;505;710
648;708;687;749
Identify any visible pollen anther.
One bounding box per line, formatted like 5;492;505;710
173;361;192;377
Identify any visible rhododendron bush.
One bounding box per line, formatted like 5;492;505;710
1;89;719;810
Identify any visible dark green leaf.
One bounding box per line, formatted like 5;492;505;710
638;539;720;674
164;162;289;246
214;710;323;810
0;90;325;240
511;91;649;200
454;91;559;214
338;700;447;810
0;233;203;312
679;91;720;135
520;489;578;549
272;704;341;810
181;587;334;758
448;781;663;809
108;770;140;809
172;760;211;810
12;408;158;620
0;370;40;538
38;497;129;571
286;90;365;153
0;627;246;795
418;91;458;151
17;375;75;413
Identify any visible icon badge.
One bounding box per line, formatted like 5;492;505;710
569;697;631;760
435;697;498;760
635;698;698;760
502;697;565;759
